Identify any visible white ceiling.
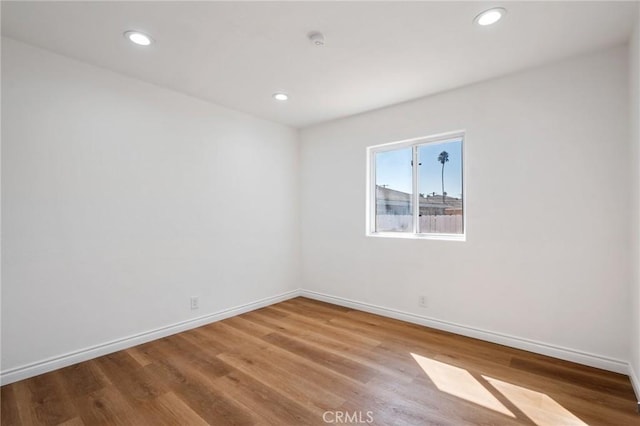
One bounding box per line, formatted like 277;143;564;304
2;1;638;128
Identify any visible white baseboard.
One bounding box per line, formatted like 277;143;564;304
2;287;635;391
629;364;640;406
300;290;631;375
0;289;301;385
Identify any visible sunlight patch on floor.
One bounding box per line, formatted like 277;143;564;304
483;376;588;426
410;353;515;418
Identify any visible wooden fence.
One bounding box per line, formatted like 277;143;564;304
376;215;463;234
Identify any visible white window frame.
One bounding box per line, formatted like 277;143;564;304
366;130;466;241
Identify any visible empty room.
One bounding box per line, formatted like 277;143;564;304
1;1;640;425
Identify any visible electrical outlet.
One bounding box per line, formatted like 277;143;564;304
190;296;199;310
419;296;428;308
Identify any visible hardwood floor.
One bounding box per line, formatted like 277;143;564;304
2;297;638;425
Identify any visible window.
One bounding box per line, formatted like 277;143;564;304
367;132;464;239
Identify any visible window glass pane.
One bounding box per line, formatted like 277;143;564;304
375;148;413;232
417;139;463;234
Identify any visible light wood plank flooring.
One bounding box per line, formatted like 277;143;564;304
2;297;638;425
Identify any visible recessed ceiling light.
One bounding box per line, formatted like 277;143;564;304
124;31;153;46
474;8;506;26
273;93;289;101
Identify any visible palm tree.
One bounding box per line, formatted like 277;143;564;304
438;151;449;203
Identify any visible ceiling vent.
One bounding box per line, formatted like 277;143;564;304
308;31;325;47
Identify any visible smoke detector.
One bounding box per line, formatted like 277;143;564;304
308;31;325;47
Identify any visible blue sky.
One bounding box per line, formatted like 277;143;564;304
375;140;463;198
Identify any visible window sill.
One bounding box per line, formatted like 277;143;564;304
366;232;466;242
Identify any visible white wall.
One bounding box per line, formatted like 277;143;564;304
2;34;636;387
630;8;640;400
1;38;300;378
300;46;631;371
